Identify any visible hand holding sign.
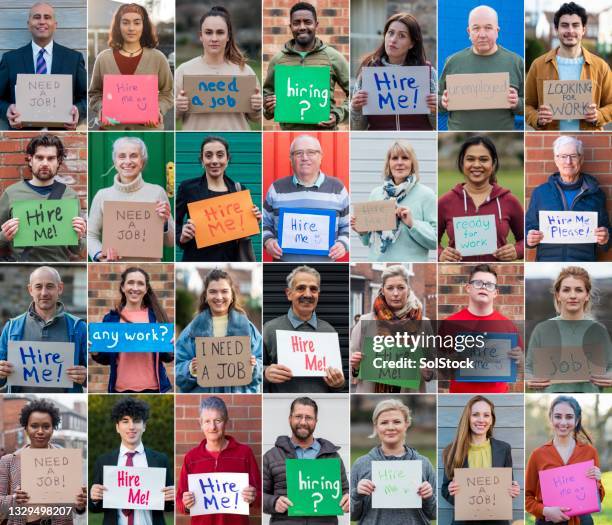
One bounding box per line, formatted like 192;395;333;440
454;467;513;521
371;460;422;509
103;466;166;510
12;199;79;247
452;214;497;256
362;66;431;115
187;472;250;516
539;211;597;244
286;458;343;516
7;341;74;389
276;331;342;377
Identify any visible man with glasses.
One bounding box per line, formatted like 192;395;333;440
263;134;349;262
526;135;610;261
262;397;349;523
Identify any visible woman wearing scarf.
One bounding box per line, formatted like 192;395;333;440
351;141;437;262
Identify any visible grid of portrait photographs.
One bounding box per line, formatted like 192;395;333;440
0;0;610;525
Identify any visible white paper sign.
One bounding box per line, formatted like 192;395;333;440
8;341;73;389
371;460;422;509
275;330;342;376
539;210;597;244
362;66;431;115
187;472;249;516
457;338;511;378
279;210;332;254
453;214;497;256
103;466;166;510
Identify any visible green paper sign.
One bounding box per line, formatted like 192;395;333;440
13;199;79;247
274;65;331;124
358;336;421;389
286;458;343;516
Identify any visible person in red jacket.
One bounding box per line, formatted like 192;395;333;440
177;396;261;525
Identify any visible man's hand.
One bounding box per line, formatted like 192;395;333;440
585;103;599;124
507;87;519;109
537;104;553;127
264;95;276;117
264;364;293;383
90;484;106;501
0;360;14;378
72;217;87;239
323;366;344;388
595;226;609;246
527;229;544;247
265;238;283;259
7;104;23;129
66;365;87;385
64;106;79;130
440;90;449;110
329;242;346;261
318;113;337;129
340;493;349;513
162;486;175;502
274;495;293;513
1;218;20;241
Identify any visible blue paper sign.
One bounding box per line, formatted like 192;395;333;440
455;332;518;382
88;323;174;353
278;208;336;256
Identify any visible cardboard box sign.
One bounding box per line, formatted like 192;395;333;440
276;330;343;377
446;72;511;111
274;64;331;124
454;467;513;521
7;341;74;389
16;74;73;127
539;210;597;244
183;75;257;113
12;198;79;247
103;466;166;510
286;458;343;516
361;66;431;115
371;460;422;509
544;80;593;120
102;74;159;125
353;200;397;232
195;336;253;387
187;472;250;516
533;345;606;383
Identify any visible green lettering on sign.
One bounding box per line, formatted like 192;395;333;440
286;458;343;516
13;198;79;247
274;65;331;124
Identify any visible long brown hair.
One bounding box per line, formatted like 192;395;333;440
108;3;158;49
549;395;593;445
199;6;247;68
198;268;245;314
117;267;169;323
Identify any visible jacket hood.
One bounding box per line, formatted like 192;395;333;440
366;445;420;461
448;182;512;218
548;172;600;193
282;38;326;56
274;435;340;456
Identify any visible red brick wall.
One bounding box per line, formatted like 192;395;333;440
87;263;175;393
1;398;28;453
175;394;262;525
525;131;612;261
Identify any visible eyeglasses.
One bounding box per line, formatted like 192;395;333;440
556;154;580;162
469;280;497;291
291;415;315;423
291;149;321;158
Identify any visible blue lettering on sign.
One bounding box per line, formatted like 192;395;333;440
192;77;239;110
374;71;420;110
545;213;594;239
19;345;64;383
197;476;240;511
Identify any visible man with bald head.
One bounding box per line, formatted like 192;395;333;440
0;2;87;129
0;265;87;392
263;134;350;262
439;4;524;130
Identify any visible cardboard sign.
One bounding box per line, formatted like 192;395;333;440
102;201;164;259
187;472;249;516
456;333;518;382
539;460;600;517
89;323;174;353
453;214;497;256
371;460;422;509
274;65;331;124
276;330;342;376
544;80;593;120
358;336;421;389
16;74;73;127
362;66;431;115
7;341;73;389
21;448;83;504
103;466;166;510
102;74;159;125
533;346;606;383
539;211;597;244
286;458;343;516
353;200;397;232
195;336;252;387
12;199;79;247
187;190;260;249
446;72;510;111
278;208;336;256
183;75;256;113
454;467;513;521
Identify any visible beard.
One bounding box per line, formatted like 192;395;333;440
31;165;58;183
291;422;314;440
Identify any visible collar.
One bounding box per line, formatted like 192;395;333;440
113;173;145;193
32;40;54;56
287;308;317;329
27;301;65;324
292;171;325;188
547;46;594;65
119;442;145;457
290;437;320;453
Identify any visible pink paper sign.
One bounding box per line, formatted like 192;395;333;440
539;460;600;517
102;75;159;125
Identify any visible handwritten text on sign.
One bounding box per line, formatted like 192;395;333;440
446;72;510;111
453;214;497;256
456;334;517;383
195;336;252;388
362;66;430;115
276;330;342;376
274;65;331;124
13;199;79;247
372;460;422;509
21;448;83;504
454;467;513;521
539;460;599;517
183;75;256;113
286;458;343;516
89;323;174;353
278;208;336;255
103;466;165;510
102;74;159;125
533;346;605;383
16;74;73;126
539;211;597;244
187;472;249;516
353;200;396;232
544;80;592;120
358;336;420;390
7;341;73;389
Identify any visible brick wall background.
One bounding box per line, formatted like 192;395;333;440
87;263;175;393
525;131;612;262
175;394;262;525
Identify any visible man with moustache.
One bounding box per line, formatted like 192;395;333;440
89;397;174;525
0;134;86;261
0;2;87;129
262;1;350;130
526;2;611;131
0;265;87;393
262;397;350;523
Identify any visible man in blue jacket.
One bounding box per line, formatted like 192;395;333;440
526;135;610;261
0;265;87;392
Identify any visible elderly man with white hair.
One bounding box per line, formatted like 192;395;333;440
262;134;350;262
87;136;174;262
526;135;610;261
439;4;524;130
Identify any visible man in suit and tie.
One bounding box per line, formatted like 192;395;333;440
89;397;175;525
0;2;87;129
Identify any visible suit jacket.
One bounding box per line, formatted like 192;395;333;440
89;447;174;525
0;41;87;125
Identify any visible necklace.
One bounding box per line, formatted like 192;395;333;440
121;47;143;57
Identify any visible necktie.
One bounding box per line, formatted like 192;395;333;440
122;452;137;525
36;48;47;74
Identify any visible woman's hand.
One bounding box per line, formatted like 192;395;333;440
250;355;256;368
350;351;363;370
97;247;120;262
417;481;433;499
156;200;171;222
145;113;162;128
241;485;256;504
493;243;518;261
397;206;413;228
526;378;552;390
252;205;262;223
176;90;189;113
586;466;601;481
439;246;462;262
182;491;196;509
527;229;544;247
351;90;368;110
426;93;437;113
189;358;198;377
180;219;196;244
350;215;364;234
448;480;459;496
14;487;30;505
250;88;262;112
509;480;520;498
357;479;375;496
543;506;571;523
590;372;612;388
75;487;87;510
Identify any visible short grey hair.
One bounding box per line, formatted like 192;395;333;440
553;136;584;157
112;137;149;166
289;134;321;154
29;266;62;284
368;398;412;439
199;396;228;421
381;265;410;288
286;265;321;289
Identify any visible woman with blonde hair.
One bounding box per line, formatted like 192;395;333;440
351;141;437;262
